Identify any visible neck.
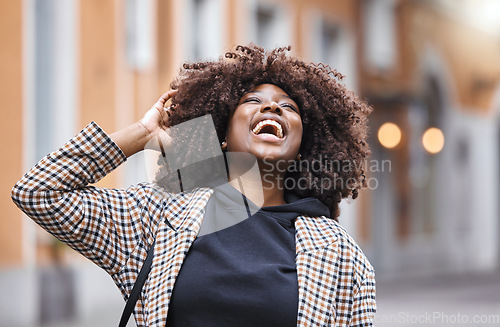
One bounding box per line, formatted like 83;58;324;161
227;167;286;208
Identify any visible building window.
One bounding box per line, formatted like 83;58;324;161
184;0;224;61
363;0;397;70
311;16;358;90
125;0;154;70
249;1;290;50
320;24;341;66
256;5;275;49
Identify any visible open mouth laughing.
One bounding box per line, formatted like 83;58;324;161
251;119;285;139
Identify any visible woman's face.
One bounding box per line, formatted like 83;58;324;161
226;84;303;163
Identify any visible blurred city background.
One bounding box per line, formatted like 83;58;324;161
1;0;500;326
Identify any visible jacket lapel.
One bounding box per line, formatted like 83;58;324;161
295;216;339;327
144;188;213;327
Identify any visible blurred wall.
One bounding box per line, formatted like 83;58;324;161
0;0;24;266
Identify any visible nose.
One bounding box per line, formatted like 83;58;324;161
260;101;282;115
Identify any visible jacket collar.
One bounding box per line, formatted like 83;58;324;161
295;215;339;253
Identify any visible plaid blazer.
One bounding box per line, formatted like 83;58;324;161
12;122;376;327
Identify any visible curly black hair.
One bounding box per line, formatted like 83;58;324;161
158;44;371;219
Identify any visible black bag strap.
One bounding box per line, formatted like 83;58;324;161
119;240;156;327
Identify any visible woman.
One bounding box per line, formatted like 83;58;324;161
12;45;375;326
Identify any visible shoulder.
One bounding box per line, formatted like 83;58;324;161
296;215;374;284
329;219;374;284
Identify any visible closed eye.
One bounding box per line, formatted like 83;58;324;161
281;103;299;113
243;97;261;103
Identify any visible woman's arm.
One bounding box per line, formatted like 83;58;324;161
11;91;176;274
349;269;376;326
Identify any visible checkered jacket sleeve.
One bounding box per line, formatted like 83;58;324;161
349;267;376;326
11;122;167;275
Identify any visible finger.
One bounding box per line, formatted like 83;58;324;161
158;90;178;103
150;90;177;129
156;105;172;128
162;90;178;109
167;89;178;97
153;90;178;111
161;107;171;125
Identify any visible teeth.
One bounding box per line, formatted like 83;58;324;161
252;119;284;138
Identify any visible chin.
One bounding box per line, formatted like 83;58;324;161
255;151;295;164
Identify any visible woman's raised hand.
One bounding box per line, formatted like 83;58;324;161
110;90;177;158
139;90;178;136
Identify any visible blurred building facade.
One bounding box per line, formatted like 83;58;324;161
1;0;499;325
362;0;500;277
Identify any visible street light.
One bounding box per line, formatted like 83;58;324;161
422;127;445;154
377;122;401;149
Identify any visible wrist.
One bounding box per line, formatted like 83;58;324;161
137;121;155;142
110;122;155;158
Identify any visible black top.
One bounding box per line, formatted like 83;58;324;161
165;184;329;327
